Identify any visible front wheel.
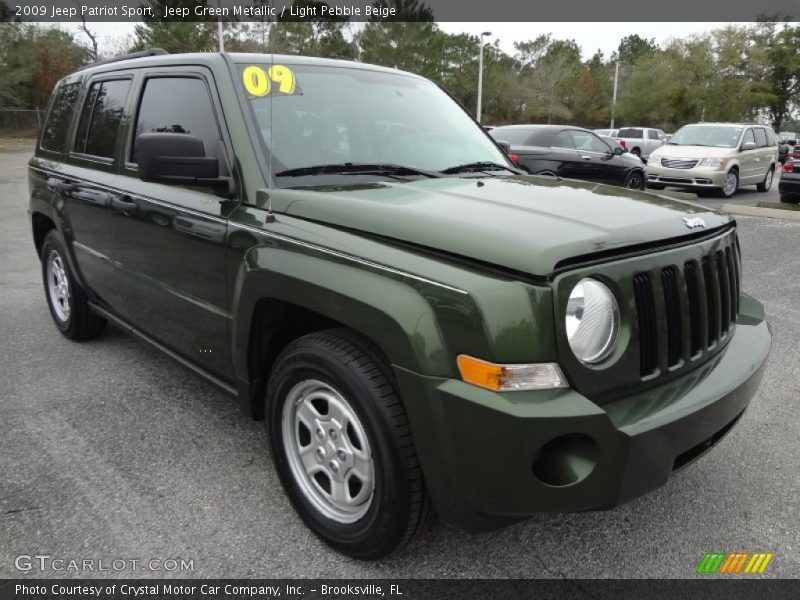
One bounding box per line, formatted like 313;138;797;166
265;330;433;559
40;230;106;340
624;170;645;190
756;167;774;192
718;170;739;198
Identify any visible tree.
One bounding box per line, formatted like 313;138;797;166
617;34;658;65
130;0;217;53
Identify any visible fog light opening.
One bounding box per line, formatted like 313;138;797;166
531;434;599;487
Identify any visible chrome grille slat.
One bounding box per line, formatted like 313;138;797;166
661;158;699;169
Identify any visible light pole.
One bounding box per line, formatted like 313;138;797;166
610;60;619;129
476;31;492;123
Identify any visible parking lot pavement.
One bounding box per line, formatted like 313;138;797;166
2;149;799;579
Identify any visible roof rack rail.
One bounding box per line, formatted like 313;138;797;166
76;48;169;72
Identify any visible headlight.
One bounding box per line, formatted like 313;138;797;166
649;156;661;166
565;278;619;364
697;157;726;168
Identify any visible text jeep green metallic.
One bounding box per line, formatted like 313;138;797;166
28;51;770;560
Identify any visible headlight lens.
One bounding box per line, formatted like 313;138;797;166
697;157;726;168
565;278;619;364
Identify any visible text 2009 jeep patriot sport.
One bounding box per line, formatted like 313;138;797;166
29;50;770;559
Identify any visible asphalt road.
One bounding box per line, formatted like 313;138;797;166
2;149;799;579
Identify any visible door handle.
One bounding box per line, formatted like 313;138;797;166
581;155;592;160
46;178;75;194
111;195;138;212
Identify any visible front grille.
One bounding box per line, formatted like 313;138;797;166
633;233;740;376
661;158;699;169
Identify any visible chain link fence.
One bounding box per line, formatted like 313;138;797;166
0;109;47;138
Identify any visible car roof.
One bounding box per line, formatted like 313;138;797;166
64;50;423;83
492;124;589;131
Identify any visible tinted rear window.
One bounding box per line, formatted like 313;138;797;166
73;79;131;159
617;128;643;139
41;81;80;153
489;128;536;145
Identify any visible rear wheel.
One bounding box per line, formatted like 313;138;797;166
265;329;434;559
756;167;774;192
630;148;641;158
40;230;106;340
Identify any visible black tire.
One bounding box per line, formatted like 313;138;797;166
646;183;666;190
630;147;641;158
780;194;800;204
756;167;775;192
624;170;645;190
265;329;434;560
40;229;106;340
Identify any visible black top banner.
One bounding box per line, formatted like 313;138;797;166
1;0;798;22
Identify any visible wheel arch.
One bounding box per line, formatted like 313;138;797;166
31;211;57;258
230;248;451;419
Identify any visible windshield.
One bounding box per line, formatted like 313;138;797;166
669;125;743;148
238;62;510;186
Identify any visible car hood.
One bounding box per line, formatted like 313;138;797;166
274;175;730;277
652;145;739;159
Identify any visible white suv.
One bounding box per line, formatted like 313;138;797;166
646;123;778;198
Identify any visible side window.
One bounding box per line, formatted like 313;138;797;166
569;130;610;154
41;81;80;152
74;79;132;159
753;128;768;148
742;129;756;147
656;130;666;140
646;130;659;140
553;131;575;149
132;77;221;163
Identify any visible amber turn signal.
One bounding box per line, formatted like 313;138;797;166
456;355;569;392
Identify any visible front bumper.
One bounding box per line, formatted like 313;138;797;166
646;163;728;189
395;294;770;533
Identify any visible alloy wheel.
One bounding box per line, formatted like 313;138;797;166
46;251;71;322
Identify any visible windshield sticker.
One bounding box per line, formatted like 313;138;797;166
242;65;297;97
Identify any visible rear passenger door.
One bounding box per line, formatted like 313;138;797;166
108;68;235;379
738;128;759;183
61;75;133;304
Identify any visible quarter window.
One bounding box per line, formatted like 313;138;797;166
74;79;132;158
132;77;221;162
41;81;80;152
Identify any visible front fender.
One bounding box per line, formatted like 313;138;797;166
231;245;456;386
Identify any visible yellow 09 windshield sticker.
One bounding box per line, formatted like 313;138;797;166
242;65;297;97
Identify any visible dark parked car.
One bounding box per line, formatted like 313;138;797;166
779;158;800;203
29;51;770;560
489;124;646;189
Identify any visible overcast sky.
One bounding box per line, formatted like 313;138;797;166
63;21;743;60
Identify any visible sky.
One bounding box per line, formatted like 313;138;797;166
64;21;740;60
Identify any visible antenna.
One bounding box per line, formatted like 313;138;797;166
266;50;275;223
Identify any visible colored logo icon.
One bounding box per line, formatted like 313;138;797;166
697;552;773;574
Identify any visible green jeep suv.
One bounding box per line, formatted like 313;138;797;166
28;50;770;559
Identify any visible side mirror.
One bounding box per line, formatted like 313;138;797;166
137;133;223;186
741;141;758;152
496;140;511;154
612;146;624;156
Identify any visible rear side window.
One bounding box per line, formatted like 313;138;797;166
132;77;220;162
553;131;575;149
41;81;80;153
490;128;535;145
74;79;132;159
742;129;756;146
646;130;659;140
753;128;768;147
617;128;643;139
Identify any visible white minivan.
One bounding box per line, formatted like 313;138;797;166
646;123;778;198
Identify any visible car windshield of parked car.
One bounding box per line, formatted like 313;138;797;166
668;125;743;148
239;63;510;185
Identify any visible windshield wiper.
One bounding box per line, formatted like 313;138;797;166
275;163;441;178
440;161;521;175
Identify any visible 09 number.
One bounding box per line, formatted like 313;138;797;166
242;65;296;97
